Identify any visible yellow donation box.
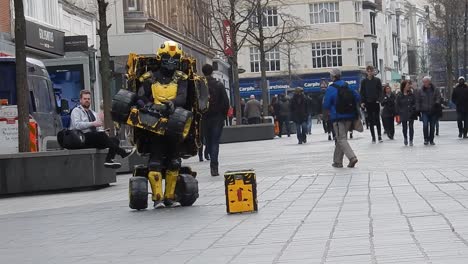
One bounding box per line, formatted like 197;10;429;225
224;170;258;214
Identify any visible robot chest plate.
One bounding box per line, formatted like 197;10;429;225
151;82;178;104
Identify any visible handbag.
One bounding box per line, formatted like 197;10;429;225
351;118;364;133
274;120;280;135
57;129;86;149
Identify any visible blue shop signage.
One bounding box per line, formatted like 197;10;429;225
239;71;362;97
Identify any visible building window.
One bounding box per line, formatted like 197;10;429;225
24;0;59;26
309;2;340;24
357;41;364;66
250;47;260;72
372;43;378;68
370;13;376;35
392;35;399;56
265;46;281;71
394;61;399;72
250;6;279;28
249;46;281;72
128;0;138;11
311;41;342;68
354;1;362;23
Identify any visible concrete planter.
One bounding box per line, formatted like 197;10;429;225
220;123;275;144
0;149;116;195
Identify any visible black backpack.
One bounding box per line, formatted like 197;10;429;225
332;82;356;114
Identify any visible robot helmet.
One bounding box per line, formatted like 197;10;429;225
157;41;183;71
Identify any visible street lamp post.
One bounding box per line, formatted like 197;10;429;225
464;0;467;78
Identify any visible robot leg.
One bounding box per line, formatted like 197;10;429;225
164;159;181;205
148;161;164;203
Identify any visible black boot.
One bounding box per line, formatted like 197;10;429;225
210;167;219;177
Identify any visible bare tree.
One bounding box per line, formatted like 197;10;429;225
97;0;114;135
429;0;466;95
192;0;256;125
241;0;305;115
14;0;29;152
279;30;302;89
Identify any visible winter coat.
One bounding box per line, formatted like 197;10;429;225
360;76;383;103
278;98;291;117
452;83;468;113
415;84;442;113
323;79;361;122
205;76;230;120
244;99;262;119
381;92;396;118
396;91;417;122
290;93;308;123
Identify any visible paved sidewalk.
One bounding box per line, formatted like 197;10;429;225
2;121;468;263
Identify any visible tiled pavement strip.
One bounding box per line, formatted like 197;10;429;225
2;122;468;263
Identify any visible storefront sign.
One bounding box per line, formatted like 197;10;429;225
64;35;89;52
25;20;65;56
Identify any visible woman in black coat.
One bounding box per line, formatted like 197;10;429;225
396;80;417;146
381;84;396;139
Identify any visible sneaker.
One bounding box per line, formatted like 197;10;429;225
332;163;343;168
424;141;429;145
378;137;383;143
404;139;408;146
121;147;136;159
104;160;122;169
347;158;358;168
153;201;166;209
430;141;436;146
409;141;413;146
164;200;181;208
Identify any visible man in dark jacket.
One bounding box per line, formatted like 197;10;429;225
277;94;291;137
290;88;308;144
416;76;442;145
452;76;468;138
360;65;383;143
202;64;229;176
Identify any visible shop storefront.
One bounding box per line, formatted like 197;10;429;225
239;71;363;98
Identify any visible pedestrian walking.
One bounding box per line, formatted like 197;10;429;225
451;76;468;138
290;88;309;144
415;76;442;146
202;64;230;176
360;65;383;143
323;68;360;168
306;94;316;135
277;94;291;137
396;80;417;146
381;84;396;140
245;95;262;124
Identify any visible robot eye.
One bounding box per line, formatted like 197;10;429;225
160;44;165;49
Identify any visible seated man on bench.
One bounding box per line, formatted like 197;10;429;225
70;90;133;169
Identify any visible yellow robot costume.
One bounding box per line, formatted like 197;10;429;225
139;41;189;208
112;40;208;210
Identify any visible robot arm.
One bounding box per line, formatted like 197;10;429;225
174;79;188;108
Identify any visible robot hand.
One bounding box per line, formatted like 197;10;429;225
163;101;175;115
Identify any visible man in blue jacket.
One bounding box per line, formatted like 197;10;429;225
323;69;361;168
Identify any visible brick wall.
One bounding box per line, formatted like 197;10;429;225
0;0;11;33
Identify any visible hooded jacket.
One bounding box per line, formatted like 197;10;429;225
323;79;361;121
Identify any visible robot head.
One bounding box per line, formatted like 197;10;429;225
157;41;183;72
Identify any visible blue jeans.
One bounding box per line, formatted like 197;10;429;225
205;117;225;168
306;115;312;134
421;112;436;142
295;121;308;142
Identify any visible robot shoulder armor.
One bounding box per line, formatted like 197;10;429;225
174;70;189;81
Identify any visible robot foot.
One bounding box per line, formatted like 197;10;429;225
165;200;181;208
153;201;166;209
